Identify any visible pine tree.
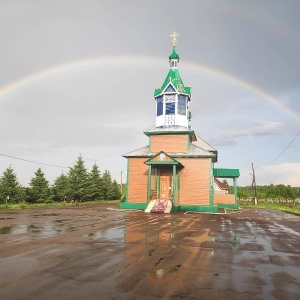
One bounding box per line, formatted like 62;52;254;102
53;173;71;202
0;166;22;204
101;170;113;200
111;179;122;200
68;155;88;201
87;164;102;201
28;168;51;203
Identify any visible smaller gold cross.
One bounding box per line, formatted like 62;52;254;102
170;31;179;46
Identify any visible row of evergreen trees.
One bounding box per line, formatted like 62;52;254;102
0;156;122;204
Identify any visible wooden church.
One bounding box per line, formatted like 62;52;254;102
120;32;240;213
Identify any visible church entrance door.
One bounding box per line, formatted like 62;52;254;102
160;172;172;200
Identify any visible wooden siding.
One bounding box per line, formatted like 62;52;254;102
127;158;148;203
151;134;187;153
214;194;235;204
178;158;211;206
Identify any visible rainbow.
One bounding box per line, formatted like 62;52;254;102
185;61;300;124
0;56;299;124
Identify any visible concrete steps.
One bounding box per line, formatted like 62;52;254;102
145;199;172;213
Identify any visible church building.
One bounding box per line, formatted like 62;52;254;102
120;32;240;213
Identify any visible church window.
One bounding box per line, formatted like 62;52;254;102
178;95;186;115
156;96;163;116
165;94;176;115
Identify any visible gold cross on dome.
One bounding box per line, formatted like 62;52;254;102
170;31;179;46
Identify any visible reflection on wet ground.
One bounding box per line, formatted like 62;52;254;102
0;205;299;299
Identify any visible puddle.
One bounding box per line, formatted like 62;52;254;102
34;213;60;217
272;223;300;237
214;235;240;247
11;225;27;234
84;227;125;241
146;231;177;244
40;223;57;237
1;225;41;235
0;226;13;234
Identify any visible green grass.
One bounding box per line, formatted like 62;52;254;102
239;201;300;215
0;200;121;210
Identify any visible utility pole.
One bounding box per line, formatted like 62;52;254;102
251;163;258;205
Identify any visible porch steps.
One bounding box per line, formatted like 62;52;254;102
145;199;172;213
144;200;156;213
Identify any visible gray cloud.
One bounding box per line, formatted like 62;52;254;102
211;122;287;146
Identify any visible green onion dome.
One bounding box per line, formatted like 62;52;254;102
169;46;180;61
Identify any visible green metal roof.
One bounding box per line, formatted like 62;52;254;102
213;168;240;178
154;46;191;97
154;68;191;97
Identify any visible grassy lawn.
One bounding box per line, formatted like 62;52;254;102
0;200;121;210
239;201;300;216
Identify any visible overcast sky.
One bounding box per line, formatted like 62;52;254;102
0;0;299;187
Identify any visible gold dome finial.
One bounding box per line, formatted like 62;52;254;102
170;31;179;46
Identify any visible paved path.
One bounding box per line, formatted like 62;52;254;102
0;205;299;299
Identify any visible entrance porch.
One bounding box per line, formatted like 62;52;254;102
145;152;183;209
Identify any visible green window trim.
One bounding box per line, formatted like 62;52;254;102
147;165;152;203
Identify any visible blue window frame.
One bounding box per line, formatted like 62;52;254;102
156;96;163;116
178;95;186;115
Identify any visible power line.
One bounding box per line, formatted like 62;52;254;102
0;153;68;169
265;131;300;167
252;130;299;177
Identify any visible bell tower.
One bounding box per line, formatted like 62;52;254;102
154;31;192;129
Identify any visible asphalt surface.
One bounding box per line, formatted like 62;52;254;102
0;204;299;300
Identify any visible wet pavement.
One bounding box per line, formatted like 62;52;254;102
0;204;299;300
